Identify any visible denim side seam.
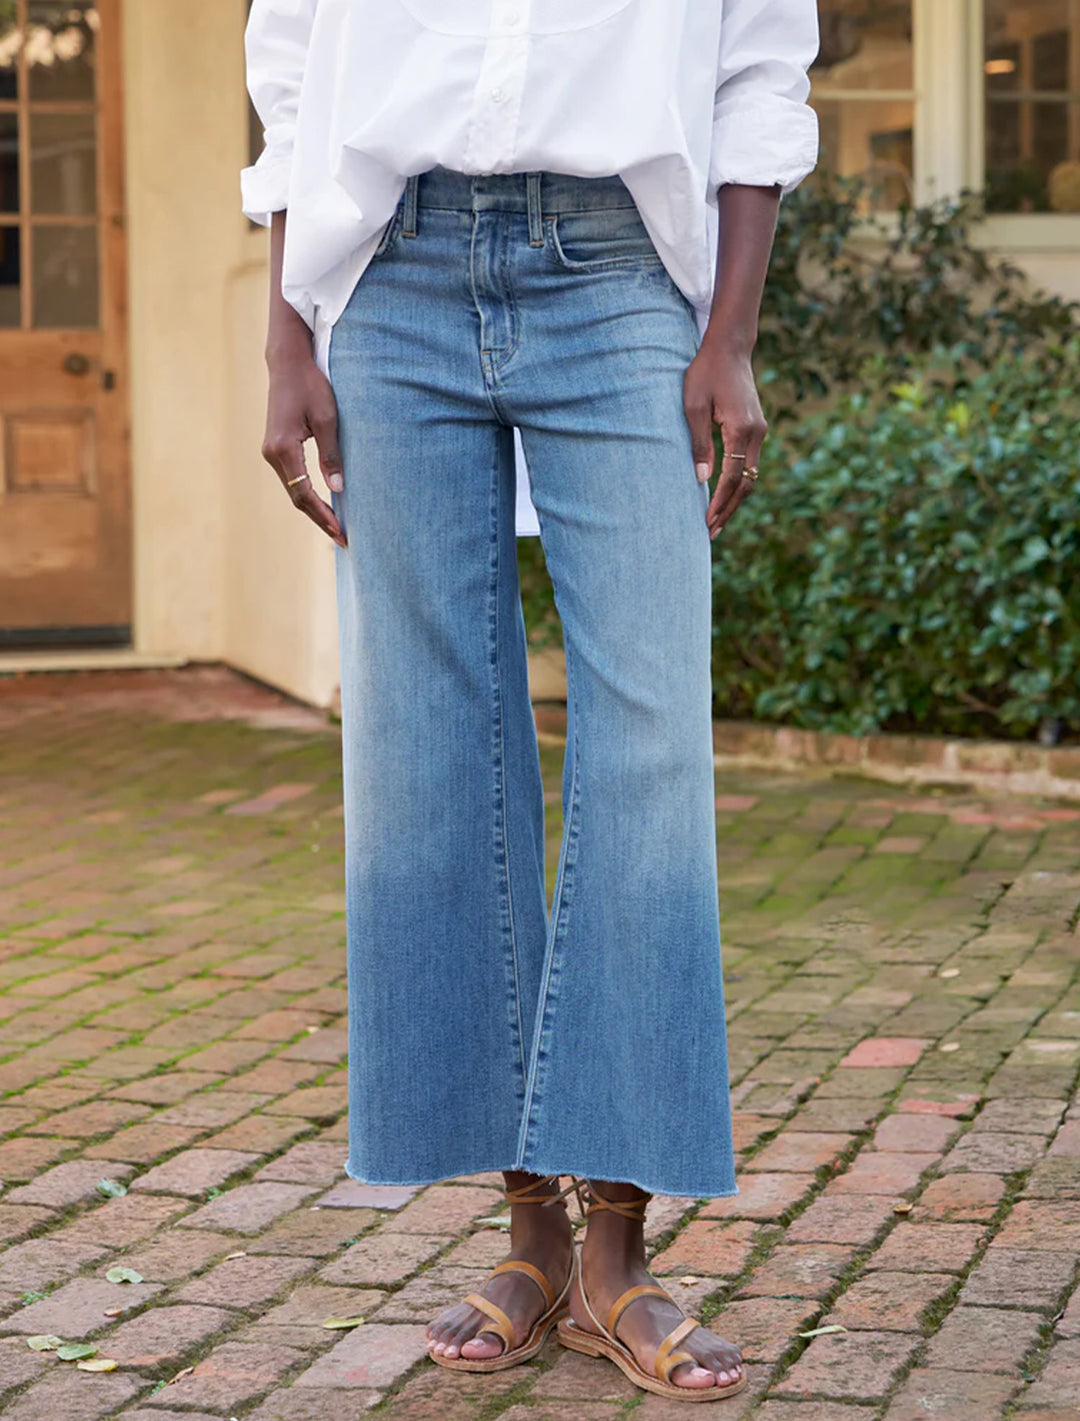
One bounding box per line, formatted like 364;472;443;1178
488;434;529;1093
515;631;583;1167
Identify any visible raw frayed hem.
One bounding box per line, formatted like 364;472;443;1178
343;1156;739;1202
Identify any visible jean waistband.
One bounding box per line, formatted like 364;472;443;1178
411;166;637;216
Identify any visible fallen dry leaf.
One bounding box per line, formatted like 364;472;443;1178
224;1251;247;1261
938;968;960;978
26;1336;63;1352
321;1316;366;1330
939;1042;960;1053
77;1358;118;1372
678;1276;700;1286
168;1366;195;1385
894;1202;913;1215
798;1324;848;1339
56;1343;99;1361
103;1307;123;1318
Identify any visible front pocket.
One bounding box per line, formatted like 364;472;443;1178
395;0;636;36
547;210;665;272
371;202;404;260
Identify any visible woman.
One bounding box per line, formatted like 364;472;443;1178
244;0;818;1402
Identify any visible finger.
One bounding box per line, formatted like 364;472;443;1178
683;386;716;486
311;400;344;495
293;482;348;548
706;446;750;532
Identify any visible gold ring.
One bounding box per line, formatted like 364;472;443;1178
742;468;759;482
724;453;747;461
286;473;311;489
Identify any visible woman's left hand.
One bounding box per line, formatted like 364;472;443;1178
683;339;767;540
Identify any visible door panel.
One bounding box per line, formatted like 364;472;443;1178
0;0;129;641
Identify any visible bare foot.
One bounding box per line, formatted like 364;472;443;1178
426;1172;573;1361
573;1181;743;1391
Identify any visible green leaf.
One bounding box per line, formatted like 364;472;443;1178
105;1267;144;1285
56;1343;99;1361
96;1179;128;1198
77;1358;118;1372
321;1316;366;1330
26;1336;64;1352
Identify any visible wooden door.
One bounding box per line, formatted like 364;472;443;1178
0;0;129;645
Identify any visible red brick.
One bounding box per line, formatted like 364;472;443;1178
922;1306;1042;1372
247;1205;377;1257
866;1222;985;1274
0;1276;164;1336
839;1039;928;1069
0;1204;54;1244
700;1173;814;1221
132;1147;260;1197
756;1406;877;1421
182;1040;270;1073
873;1114;960;1153
279;1027;349;1064
824;1270;955;1332
121;1230;235;1282
1057;1286;1080;1337
203;1114;312;1154
3;1158;134;1208
0;1333;52;1396
992;1200;1080;1252
292;1323;429;1389
384;1184;500;1235
107;1303;233;1368
0;1368;142;1420
942;1133;1045;1174
244;1394;381;1420
178;1181;318;1233
1049;1121;1080;1157
143;1341;306;1411
787;1194;898;1246
737;1245;856;1301
0;1237;108;1293
731;1113;776;1152
706;1298;817;1362
897;1090;982;1118
55;1192;188;1247
248;1284;384;1335
107;1071;225;1106
319;1232;453;1287
914;1173;1005;1222
25;1098;149;1138
774;1331;919;1401
746;1132;855;1174
1023;1339;1080;1408
0;1135;75;1181
971;1099;1064;1135
83;1121;205;1164
232;1010;327;1041
178;1252;313;1309
830;1151;937;1196
221;1059;322;1095
959;1249;1074;1310
882;1368;1018;1419
156;1090;274;1129
255;1141;346;1187
650;1220;760;1277
793;1099;883;1133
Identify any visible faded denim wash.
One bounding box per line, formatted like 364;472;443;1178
330;166;736;1199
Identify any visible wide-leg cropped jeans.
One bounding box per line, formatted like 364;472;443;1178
330;166;736;1199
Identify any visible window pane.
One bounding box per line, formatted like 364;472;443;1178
0;2;18;101
0;111;17;214
27;2;97;102
810;2;915;208
813;1;914;92
32;222;98;327
985;0;1080;212
31;111;96;216
0;224;19;326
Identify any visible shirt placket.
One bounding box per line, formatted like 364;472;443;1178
463;0;533;174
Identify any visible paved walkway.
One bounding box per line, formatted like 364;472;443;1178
0;668;1078;1421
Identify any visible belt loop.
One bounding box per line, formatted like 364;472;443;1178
402;174;419;239
526;172;543;247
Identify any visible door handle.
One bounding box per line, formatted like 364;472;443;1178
63;353;92;376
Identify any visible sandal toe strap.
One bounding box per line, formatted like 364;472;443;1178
655;1316;701;1385
463;1293;515;1352
606;1283;672;1339
489;1258;556;1312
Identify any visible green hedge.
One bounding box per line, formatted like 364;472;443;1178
710;341;1080;739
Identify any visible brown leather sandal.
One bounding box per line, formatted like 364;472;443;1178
429;1174;576;1373
557;1183;747;1403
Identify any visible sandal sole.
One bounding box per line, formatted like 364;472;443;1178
558;1318;748;1403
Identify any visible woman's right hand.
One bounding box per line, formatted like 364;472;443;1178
262;352;348;548
260;209;347;548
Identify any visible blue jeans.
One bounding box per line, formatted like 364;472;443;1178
330;166;736;1198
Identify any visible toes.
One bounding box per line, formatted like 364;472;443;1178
460;1330;504;1360
669;1361;716;1389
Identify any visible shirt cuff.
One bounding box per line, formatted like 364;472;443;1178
241;148;294;227
709;98;819;196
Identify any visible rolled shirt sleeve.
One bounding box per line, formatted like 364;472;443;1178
241;0;318;226
709;0;820;195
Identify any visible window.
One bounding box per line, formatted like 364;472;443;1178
985;0;1080;211
809;0;915;210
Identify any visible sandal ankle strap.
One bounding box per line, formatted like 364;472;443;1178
504;1174;577;1208
583;1180;651;1222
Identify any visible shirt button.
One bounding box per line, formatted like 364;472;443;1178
490;86;507;103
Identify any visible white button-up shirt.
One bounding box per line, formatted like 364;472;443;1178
242;0;819;531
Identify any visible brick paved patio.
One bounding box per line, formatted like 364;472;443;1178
0;667;1078;1419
